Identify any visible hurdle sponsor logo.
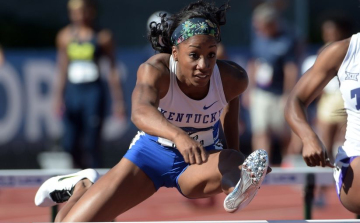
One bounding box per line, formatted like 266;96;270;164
0;176;16;186
0;176;47;187
263;173;298;185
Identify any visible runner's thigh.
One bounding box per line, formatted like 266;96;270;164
178;149;244;198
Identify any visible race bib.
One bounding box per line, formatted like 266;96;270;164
188;129;214;147
68;61;99;84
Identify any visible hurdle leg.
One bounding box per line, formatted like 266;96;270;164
304;173;315;219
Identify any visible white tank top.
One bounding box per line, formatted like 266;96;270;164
337;33;360;159
153;55;228;148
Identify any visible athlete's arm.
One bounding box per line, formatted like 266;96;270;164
54;29;69;117
285;38;350;167
131;55;208;164
218;60;248;152
98;29;126;118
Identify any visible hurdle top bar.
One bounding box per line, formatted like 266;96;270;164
0;167;334;188
117;220;360;223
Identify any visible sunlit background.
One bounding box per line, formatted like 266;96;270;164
1;0;358;169
0;0;359;222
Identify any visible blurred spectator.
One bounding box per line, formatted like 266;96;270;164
244;2;300;165
54;0;125;168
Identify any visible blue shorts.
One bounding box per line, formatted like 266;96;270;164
124;131;222;193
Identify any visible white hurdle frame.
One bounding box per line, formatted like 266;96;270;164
0;167;356;222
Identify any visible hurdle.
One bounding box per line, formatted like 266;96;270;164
118;221;360;223
116;221;360;223
0;167;355;222
262;167;333;220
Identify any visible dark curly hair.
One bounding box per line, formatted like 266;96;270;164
148;0;230;54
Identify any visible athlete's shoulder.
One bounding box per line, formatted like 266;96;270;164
217;60;247;79
323;37;350;54
216;59;249;100
315;37;351;71
141;53;171;74
136;54;171;98
217;60;248;86
137;54;171;83
57;25;69;34
56;26;72;47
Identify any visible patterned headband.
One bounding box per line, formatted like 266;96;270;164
171;17;220;46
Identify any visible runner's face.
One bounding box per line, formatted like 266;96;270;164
173;35;218;87
322;21;342;43
69;5;95;25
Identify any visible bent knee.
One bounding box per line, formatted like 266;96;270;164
218;150;245;171
220;149;245;163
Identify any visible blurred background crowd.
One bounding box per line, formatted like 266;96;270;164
0;0;357;170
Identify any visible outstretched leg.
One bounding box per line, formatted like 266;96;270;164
35;158;157;222
35;169;100;207
58;158;156;222
55;179;93;222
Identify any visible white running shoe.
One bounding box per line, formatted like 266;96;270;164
34;168;100;207
223;149;269;213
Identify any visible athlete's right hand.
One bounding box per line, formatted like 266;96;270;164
173;132;208;165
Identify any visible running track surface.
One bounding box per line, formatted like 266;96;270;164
0;185;356;222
